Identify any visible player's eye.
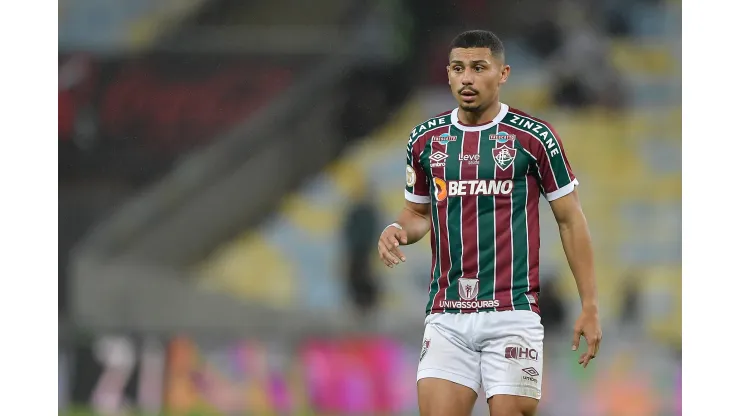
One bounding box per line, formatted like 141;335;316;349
475;66;484;72
454;66;463;72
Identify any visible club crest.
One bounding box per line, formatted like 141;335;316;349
492;146;517;170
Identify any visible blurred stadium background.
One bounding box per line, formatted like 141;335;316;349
59;0;681;414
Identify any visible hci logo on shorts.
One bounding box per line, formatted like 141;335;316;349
458;278;479;300
505;346;539;361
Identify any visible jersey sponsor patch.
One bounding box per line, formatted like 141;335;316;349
505;346;540;361
405;165;416;187
439;299;500;309
431;133;457;145
433;178;513;201
458;278;479;300
490;132;516;143
458;153;480;165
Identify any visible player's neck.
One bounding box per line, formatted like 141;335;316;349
457;101;501;126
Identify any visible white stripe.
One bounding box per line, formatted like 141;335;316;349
405;190;431;204
524;175;532;311
459;133;465;308
492;125;498;306
545;178;579;201
451;104;509;132
475;132;481;313
443;132;451;312
509;149;515;310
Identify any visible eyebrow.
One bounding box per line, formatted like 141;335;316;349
450;60;491;65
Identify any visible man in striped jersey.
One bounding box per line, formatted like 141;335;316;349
377;30;602;416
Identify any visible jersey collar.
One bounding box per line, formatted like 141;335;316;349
451;103;509;132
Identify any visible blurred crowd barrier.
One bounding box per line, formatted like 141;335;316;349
59;332;680;416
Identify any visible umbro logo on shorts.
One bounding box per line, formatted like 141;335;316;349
522;367;539;377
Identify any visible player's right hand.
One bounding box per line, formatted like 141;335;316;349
378;225;408;268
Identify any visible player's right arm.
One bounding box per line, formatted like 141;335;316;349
378;200;430;267
378;132;432;268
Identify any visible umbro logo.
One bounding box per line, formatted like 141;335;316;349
429;152;448;162
429;151;448;168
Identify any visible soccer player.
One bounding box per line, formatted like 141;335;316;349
377;30;602;416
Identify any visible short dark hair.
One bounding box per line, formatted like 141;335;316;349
449;30;505;62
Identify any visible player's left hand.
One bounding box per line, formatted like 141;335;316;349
571;307;602;368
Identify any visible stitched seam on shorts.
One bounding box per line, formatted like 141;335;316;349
486;383;541;388
418;368;481;385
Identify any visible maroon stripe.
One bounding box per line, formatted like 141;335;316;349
530;303;541;315
430;128;452;313
526;175;541;311
460;131;480;313
493;178;513;311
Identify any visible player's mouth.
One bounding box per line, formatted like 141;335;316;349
459;89;478;103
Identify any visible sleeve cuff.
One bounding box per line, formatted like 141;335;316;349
405;190;431;204
545;178;579;201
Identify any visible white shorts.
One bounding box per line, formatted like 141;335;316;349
417;310;544;400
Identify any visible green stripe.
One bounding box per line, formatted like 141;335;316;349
443;125;464;312
510;173;531;311
476;126;499;306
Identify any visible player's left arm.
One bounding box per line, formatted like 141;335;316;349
527;118;602;368
550;190;602;368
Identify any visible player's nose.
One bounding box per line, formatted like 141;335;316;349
461;69;474;84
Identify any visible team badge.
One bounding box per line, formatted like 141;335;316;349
406;165;416;187
492;146;517;170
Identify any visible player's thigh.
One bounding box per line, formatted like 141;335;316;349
417;319;481;416
418;377;479;416
480;311;544;402
487;394;539;416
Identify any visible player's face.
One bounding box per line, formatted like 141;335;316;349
447;48;510;113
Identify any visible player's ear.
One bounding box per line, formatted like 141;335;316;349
499;65;511;84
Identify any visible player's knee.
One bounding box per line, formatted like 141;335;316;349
489;407;537;416
488;396;538;416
